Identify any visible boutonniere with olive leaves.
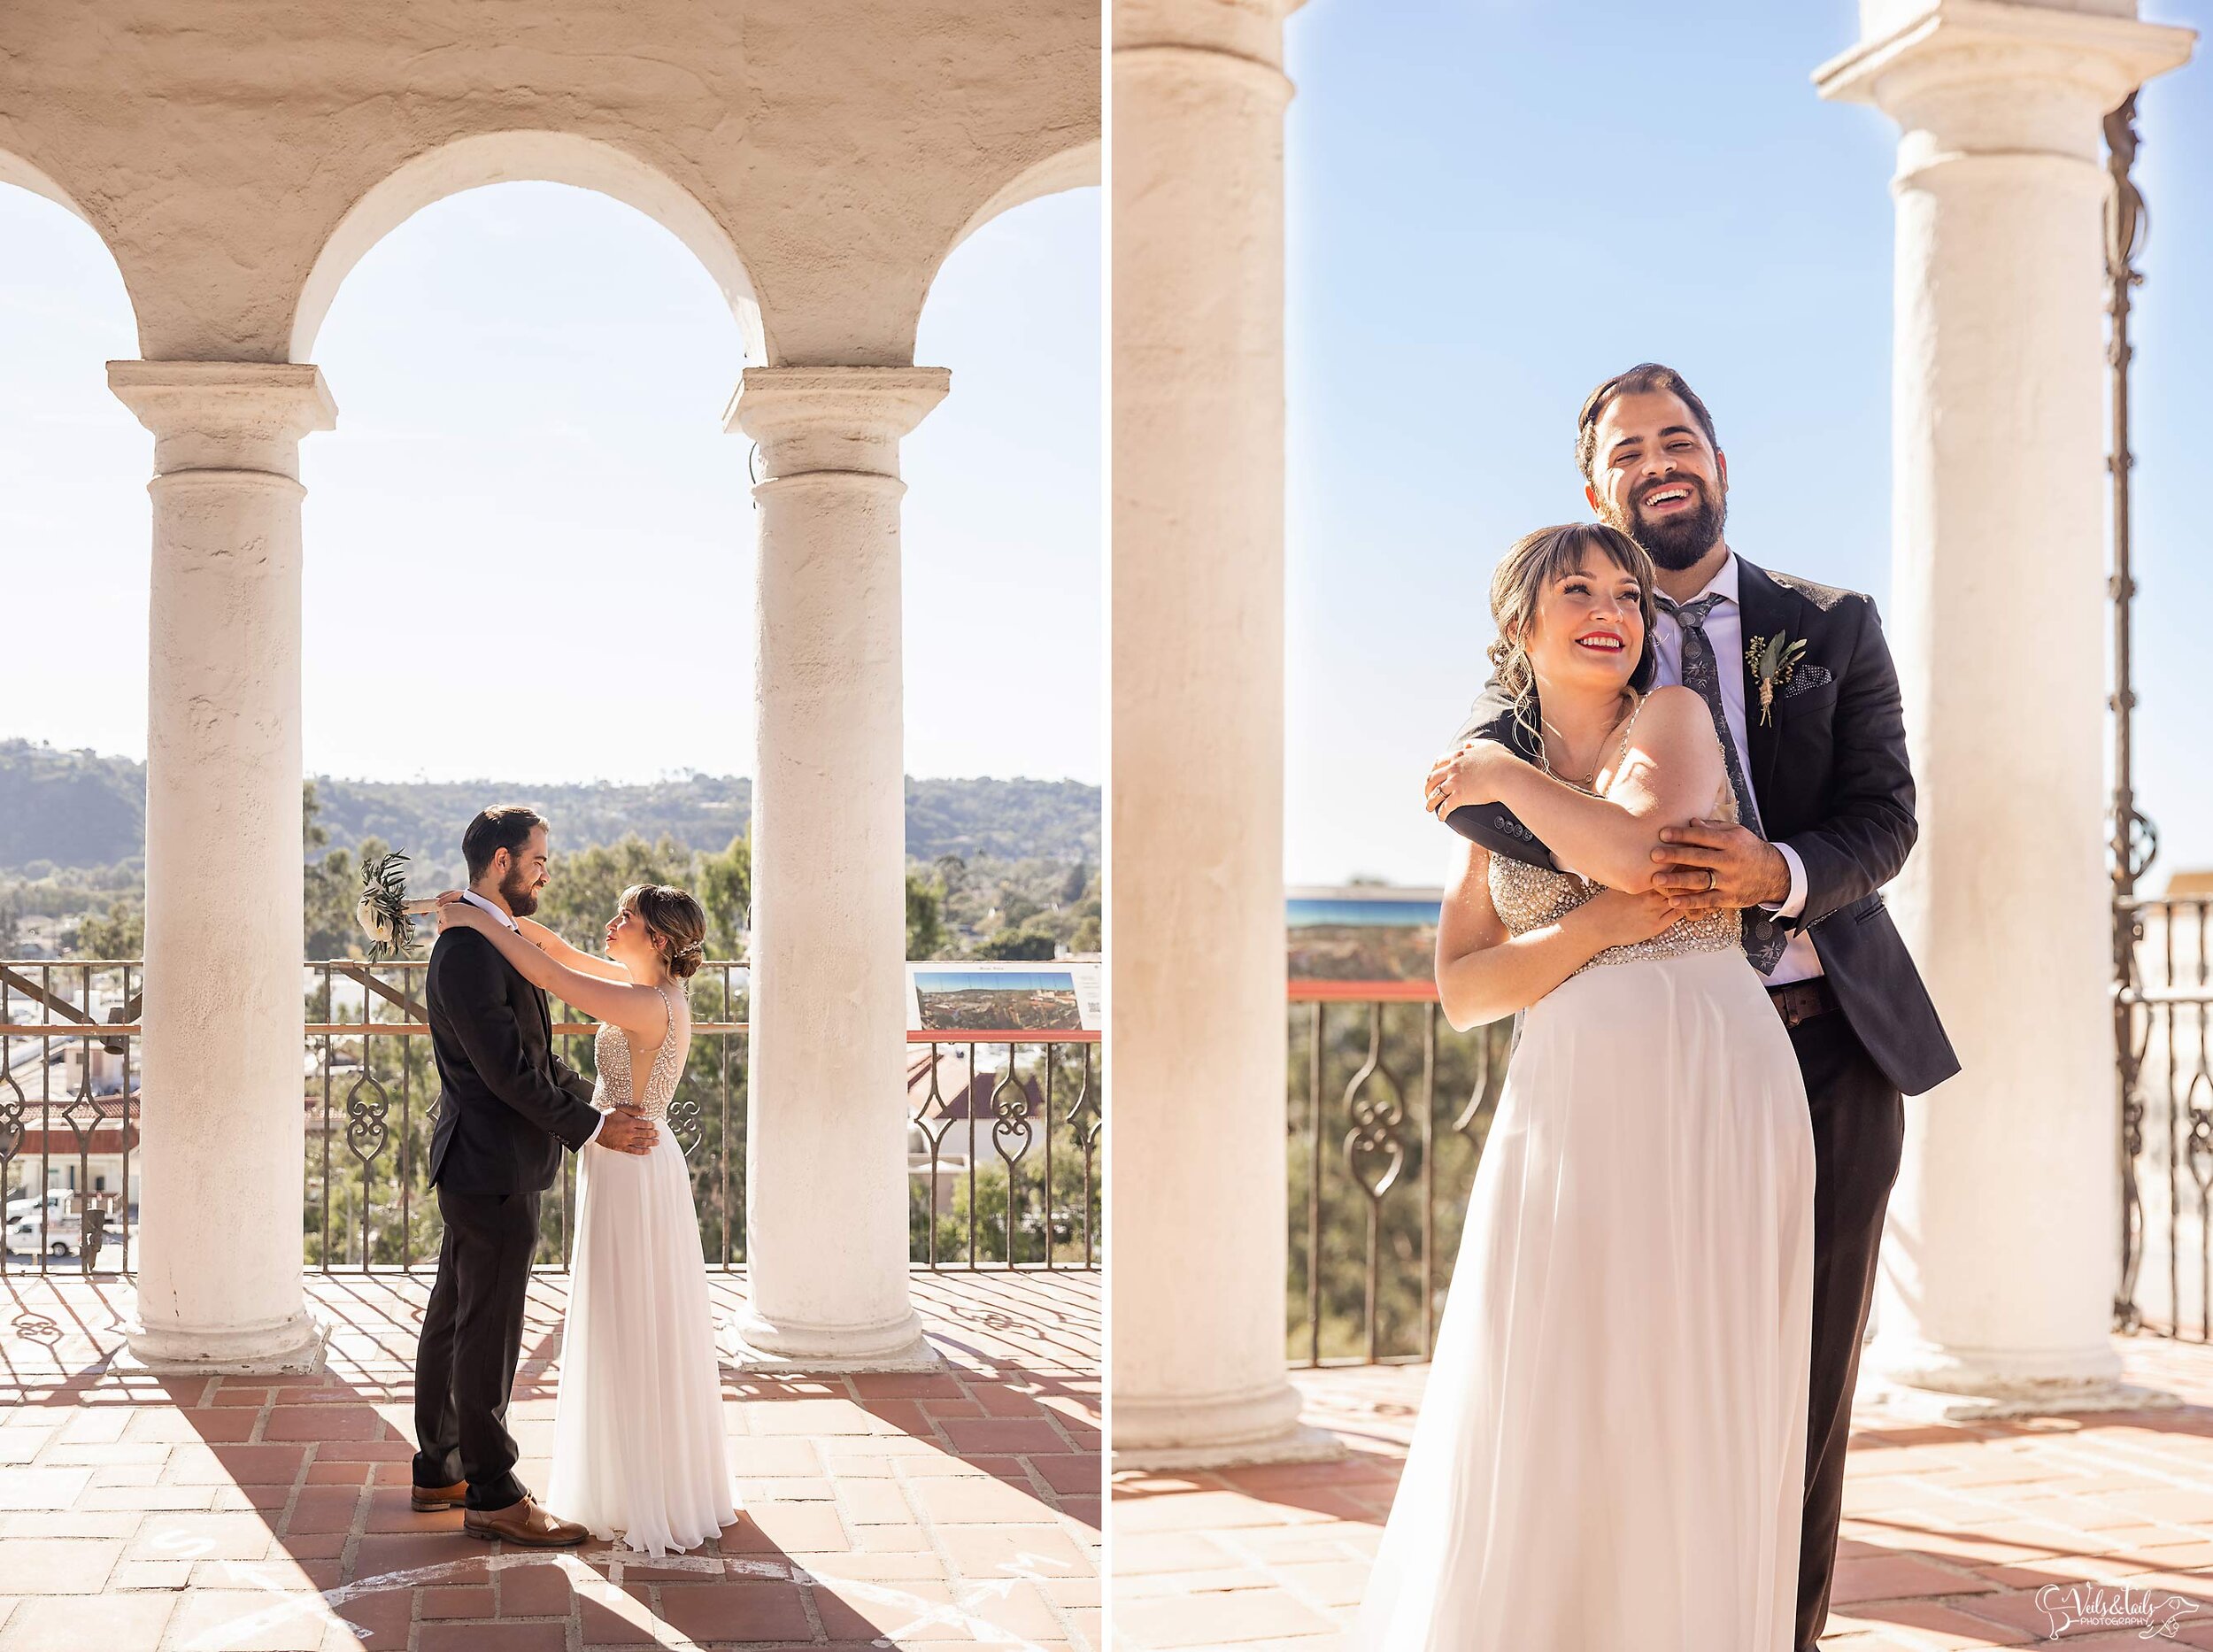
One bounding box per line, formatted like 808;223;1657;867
1745;632;1810;726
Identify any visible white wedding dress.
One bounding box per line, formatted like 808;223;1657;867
546;986;736;1556
1356;754;1816;1649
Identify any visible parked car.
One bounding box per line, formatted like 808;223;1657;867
5;1207;82;1258
3;1188;73;1228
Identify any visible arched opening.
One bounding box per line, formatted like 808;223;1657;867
297;172;754;1269
290;131;761;365
0;157;149;1246
940;139;1101;262
906;174;1101;856
901;172;1101;1266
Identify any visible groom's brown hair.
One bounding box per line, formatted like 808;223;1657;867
463;806;546;881
1575;363;1719;483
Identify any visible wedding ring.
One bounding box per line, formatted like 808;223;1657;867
1707;868;1717;892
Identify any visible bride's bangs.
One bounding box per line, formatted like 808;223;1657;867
1550;522;1652;601
1490;522;1660;705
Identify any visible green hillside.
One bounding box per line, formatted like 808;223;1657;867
0;739;1099;892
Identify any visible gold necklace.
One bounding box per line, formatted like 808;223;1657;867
1537;692;1640;797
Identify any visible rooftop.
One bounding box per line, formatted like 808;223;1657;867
1112;1338;2213;1651
0;1269;1099;1650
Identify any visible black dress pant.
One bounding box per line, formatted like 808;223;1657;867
1791;1010;1906;1652
413;1185;539;1512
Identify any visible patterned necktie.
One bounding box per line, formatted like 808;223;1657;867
1658;593;1788;975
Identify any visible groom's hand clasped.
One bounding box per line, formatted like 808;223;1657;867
1649;821;1791;915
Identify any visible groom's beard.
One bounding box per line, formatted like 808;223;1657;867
500;867;542;918
1613;482;1726;571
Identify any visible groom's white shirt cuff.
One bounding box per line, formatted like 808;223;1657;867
1761;843;1809;922
459;890;605;1146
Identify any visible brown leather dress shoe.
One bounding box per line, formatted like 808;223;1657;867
461;1496;589;1547
410;1479;467;1513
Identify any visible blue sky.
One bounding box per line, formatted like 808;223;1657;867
5;4;2204;891
0;180;1099;788
1283;0;2210;888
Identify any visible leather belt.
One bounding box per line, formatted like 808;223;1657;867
1767;977;1838;1030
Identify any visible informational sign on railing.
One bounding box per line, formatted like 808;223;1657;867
905;961;1102;1037
1287;885;1444;1000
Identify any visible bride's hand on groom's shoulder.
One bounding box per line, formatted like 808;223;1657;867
1423;739;1511;818
435;897;485;936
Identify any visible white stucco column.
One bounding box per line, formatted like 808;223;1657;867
1817;1;2193;1410
724;366;947;1371
107;361;336;1373
1111;0;1331;1467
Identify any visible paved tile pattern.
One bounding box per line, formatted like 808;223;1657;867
1111;1339;2213;1650
0;1269;1099;1649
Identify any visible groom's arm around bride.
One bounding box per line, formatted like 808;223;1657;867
426;927;646;1189
412;807;654;1541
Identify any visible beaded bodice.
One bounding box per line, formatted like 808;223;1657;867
591;985;687;1123
1489;854;1742;974
1488;696;1744;975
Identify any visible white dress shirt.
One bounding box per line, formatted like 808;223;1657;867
459;890;605;1142
1649;554;1823;986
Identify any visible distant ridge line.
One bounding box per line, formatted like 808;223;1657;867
0;740;1100;878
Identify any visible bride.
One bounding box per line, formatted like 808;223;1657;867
1360;522;1815;1649
437;883;736;1557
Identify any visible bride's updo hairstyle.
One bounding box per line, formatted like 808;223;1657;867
621;884;709;981
1487;522;1660;728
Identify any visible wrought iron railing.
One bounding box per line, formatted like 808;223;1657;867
1292;883;2213;1362
0;960;139;1274
0;958;1100;1278
2117;898;2213;1340
1286;985;1512;1367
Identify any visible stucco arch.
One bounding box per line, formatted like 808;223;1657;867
908;136;1099;351
943;137;1101;262
0;146;91;222
0;146;142;330
289;131;763;366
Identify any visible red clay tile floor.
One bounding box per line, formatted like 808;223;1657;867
0;1268;1099;1650
1111;1337;2213;1650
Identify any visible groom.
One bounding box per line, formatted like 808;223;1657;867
410;804;658;1544
1438;364;1959;1652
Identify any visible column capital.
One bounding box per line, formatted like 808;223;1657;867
724;365;949;480
107;361;338;480
1114;0;1300;88
1816;1;2194;145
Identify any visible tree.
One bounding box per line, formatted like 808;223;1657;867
532;834;698;953
304;847;361;960
301;782;372;960
906;869;948;960
975;925;1056;961
696;832;751;960
1067;894;1101;954
70;899;143;958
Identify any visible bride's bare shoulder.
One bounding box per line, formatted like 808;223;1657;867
1635;684;1708;733
1608;687;1725;797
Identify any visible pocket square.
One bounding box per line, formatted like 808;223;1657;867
1779;662;1833;698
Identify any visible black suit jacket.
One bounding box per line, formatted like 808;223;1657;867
1447;556;1959;1099
426;927;603;1194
